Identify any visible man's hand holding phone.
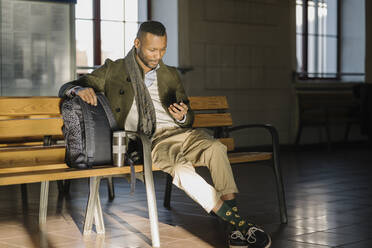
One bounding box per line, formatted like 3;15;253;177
168;102;188;121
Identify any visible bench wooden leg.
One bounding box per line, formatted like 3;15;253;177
83;176;105;235
140;133;161;248
163;174;173;209
39;181;49;226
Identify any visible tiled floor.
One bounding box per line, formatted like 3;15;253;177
0;145;371;248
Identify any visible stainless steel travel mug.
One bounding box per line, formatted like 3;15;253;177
112;131;127;167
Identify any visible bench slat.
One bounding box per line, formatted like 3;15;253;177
0;115;61;120
227;152;272;164
0;97;61;116
193;113;233;128
0;165;161;186
0;163;68;174
218;138;235;152
0;141;44;147
0;146;65;167
0;118;63;139
189;96;228;110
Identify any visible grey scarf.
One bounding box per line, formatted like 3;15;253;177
124;47;156;138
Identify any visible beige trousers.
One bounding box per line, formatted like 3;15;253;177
151;128;239;213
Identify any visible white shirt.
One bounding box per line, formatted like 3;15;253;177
125;66;185;133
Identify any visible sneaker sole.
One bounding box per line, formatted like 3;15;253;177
229;245;248;248
264;236;272;248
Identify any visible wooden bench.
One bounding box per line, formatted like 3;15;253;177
0;95;287;247
0;96;162;247
295;90;360;149
160;96;288;224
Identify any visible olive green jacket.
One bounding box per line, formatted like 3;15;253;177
59;58;194;130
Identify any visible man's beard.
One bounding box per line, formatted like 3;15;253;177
137;48;157;69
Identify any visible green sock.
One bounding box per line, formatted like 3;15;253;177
225;199;238;212
224;199;238;230
215;202;252;234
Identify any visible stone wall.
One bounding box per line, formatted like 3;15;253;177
178;0;295;146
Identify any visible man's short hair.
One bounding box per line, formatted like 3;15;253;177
137;21;166;39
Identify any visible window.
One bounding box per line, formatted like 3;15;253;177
75;0;148;75
296;0;339;79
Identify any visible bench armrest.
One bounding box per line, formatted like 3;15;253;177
227;124;279;147
227;124;280;164
227;124;287;224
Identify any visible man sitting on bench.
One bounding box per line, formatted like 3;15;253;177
59;21;271;248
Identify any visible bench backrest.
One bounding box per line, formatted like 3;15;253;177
0;97;65;167
297;91;358;110
189;96;234;151
0;97;63;140
296;91;360;121
0;96;234;167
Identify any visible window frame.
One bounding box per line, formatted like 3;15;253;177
296;0;341;81
75;0;151;72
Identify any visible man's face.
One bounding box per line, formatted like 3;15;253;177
134;32;167;71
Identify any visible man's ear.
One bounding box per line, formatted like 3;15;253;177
134;38;140;49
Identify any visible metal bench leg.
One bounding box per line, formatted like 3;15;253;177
325;110;332;151
294;124;303;147
57;180;64;193
272;158;288;224
64;180;71;194
140;133;160;248
163;174;173;209
39;181;49;226
270;128;288;224
344;122;352;141
83;176;104;235
107;176;115;201
21;184;28;210
57;180;71;195
94;186;105;234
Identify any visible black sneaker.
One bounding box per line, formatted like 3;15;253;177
245;226;271;248
229;230;248;248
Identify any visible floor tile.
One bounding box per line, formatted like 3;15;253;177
338;239;372;248
270;239;332;248
288;231;366;247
